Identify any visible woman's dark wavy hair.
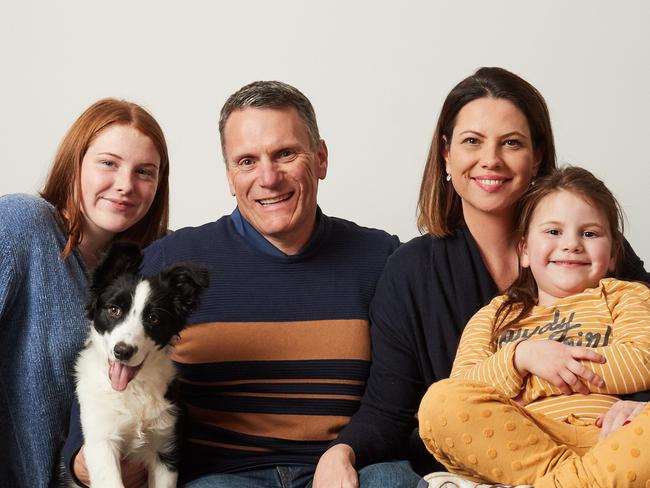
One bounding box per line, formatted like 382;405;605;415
493;166;625;340
417;67;556;237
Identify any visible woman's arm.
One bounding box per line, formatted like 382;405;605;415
619;239;650;284
314;252;430;485
331;257;428;466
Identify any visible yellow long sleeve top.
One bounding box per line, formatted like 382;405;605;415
451;278;650;421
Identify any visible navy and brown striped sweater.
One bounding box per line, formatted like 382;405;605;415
140;211;398;480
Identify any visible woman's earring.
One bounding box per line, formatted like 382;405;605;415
446;174;451;182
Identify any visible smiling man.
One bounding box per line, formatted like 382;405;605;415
64;81;423;488
221;97;328;256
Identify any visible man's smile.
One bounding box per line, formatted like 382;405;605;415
257;192;294;206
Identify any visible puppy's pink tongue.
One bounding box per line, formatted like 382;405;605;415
109;362;136;391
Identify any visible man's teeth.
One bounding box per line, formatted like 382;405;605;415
259;194;291;205
476;179;504;185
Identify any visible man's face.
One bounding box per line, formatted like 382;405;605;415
223;106;328;254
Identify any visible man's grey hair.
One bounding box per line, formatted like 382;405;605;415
219;81;321;161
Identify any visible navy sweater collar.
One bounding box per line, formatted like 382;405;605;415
230;207;325;257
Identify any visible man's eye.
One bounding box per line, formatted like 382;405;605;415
108;306;122;318
238;158;254;167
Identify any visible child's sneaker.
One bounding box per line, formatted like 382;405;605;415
423;472;533;488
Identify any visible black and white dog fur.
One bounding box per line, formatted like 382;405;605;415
75;243;208;488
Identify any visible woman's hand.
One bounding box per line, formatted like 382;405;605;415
73;445;147;488
596;400;647;441
312;444;358;488
514;340;605;395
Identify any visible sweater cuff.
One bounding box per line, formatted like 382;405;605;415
62;398;89;487
499;340;526;397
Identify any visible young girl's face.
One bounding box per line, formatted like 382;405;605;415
520;190;615;306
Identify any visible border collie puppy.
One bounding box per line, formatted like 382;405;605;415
75;242;208;488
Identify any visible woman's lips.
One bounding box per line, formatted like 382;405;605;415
472;176;509;193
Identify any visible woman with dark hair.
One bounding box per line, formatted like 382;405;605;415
0;98;170;487
313;67;649;487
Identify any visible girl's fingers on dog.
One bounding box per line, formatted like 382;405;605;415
73;446;91;485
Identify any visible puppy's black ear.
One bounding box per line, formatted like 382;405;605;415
91;242;143;290
86;243;143;319
161;264;209;320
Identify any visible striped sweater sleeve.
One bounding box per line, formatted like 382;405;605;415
582;280;650;395
451;296;525;398
523;279;650;402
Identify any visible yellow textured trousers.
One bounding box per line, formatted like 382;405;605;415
418;379;650;488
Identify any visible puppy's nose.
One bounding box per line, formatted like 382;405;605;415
113;342;137;361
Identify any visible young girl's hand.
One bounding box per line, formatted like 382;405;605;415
514;340;606;394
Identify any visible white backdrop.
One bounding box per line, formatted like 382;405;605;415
1;1;648;261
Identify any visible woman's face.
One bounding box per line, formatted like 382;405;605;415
444;97;540;221
80;124;160;244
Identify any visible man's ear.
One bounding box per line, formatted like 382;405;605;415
316;139;328;180
226;166;236;196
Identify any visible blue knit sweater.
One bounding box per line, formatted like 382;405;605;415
0;194;89;487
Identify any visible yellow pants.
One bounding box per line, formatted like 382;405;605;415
418;379;650;488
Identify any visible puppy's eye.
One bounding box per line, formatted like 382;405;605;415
107;306;122;318
146;313;159;325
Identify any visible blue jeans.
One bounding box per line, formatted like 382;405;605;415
184;461;425;487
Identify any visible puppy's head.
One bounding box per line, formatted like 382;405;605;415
87;242;209;391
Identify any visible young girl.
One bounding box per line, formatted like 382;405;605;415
0;98;170;487
419;166;650;488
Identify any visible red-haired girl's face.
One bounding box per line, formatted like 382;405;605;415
80;124;160;246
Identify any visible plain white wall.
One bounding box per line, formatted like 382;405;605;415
1;1;648;262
